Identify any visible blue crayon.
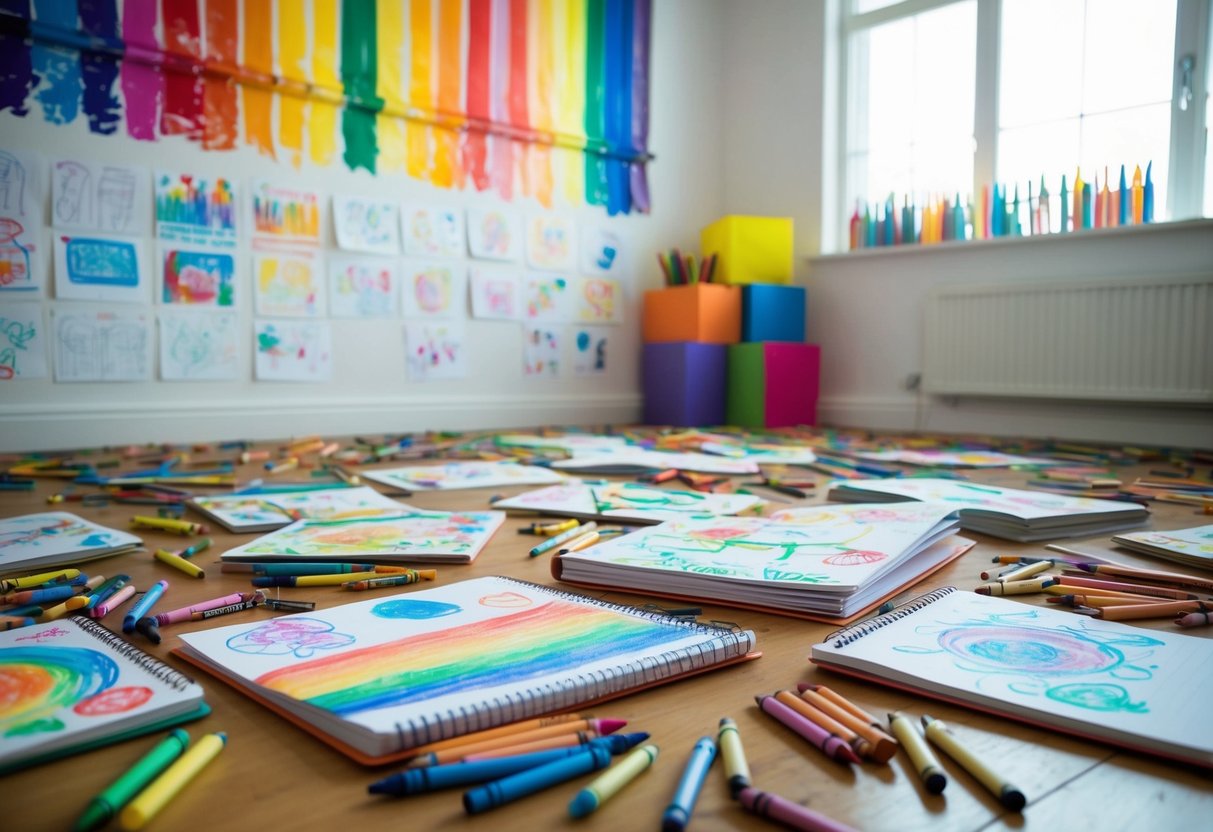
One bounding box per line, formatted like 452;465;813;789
462;745;611;815
661;736;717;832
370;733;648;797
1118;165;1129;225
123;580;169;634
1142;161;1154;222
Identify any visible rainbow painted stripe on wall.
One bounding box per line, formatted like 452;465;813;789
0;0;651;215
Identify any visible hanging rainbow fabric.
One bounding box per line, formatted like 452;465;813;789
0;0;651;213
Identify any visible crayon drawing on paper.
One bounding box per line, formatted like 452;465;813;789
254;252;323;317
0;302;48;379
158;309;239;381
333;195;400;256
154;171;237;248
525;215;577;272
51;159;150;234
573;328;609;376
581;226;624;276
466;207;521;262
575;277;622;324
52;307;152;382
251;180;322;246
468;268;521;320
523;325;560;377
405;321;467;381
0;148;44;294
160;246;234;306
254;319;333;382
523;275;570;321
401;205;465;259
328;257;398;318
54;233;149;304
402;262;465;319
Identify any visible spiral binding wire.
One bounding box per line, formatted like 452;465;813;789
826;586;958;648
72;616;199;692
393;576;757;749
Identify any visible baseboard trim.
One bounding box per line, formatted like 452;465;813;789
0;393;645;453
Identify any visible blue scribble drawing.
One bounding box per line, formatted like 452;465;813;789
894;608;1164;713
372;600;461;620
226;618;355;658
0;308;43;379
64;237;139;287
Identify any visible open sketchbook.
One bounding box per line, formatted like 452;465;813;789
840;449;1058;468
553;503;974;622
1111;525;1213;571
550;449;760;476
0;512;142;574
361;460;565;492
220;509;505;565
0;617;208;773
491;482;764;525
187;486;409;533
811;586;1213;769
826;478;1148;541
175;576;758;764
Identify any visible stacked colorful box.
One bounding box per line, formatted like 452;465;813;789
641;283;740;426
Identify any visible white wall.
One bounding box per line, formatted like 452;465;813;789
716;3;1213;449
0;0;728;453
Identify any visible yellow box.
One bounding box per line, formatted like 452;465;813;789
700;215;794;285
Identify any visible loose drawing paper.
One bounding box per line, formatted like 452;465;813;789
405;320;467;381
158;309;239;381
0;148;45;294
523;274;571;321
401;205;465;258
468;267;521;320
154;170;237;249
251;180;322;246
54;232;150;304
466;206;521;261
522;325;560;377
574;276;623;324
52;306;152;382
332;194;400;255
573;327;609;375
363;461;565;492
254;251;323;317
158;244;234;306
51;159;150;234
0;302;48;379
524;215;577;271
328;256;398;318
254;319;333;382
402;261;465;318
581;226;624;276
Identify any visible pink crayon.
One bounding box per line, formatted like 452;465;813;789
739;787;859;832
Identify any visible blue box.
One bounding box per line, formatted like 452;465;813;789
742;284;806;342
643;342;726;427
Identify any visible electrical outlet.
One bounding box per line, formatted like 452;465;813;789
904;372;922;391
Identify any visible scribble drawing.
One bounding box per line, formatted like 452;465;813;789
53;161;91;225
96;167;137;231
0;219;32;288
163;250;234;305
0;152;27;214
412;268;452;314
64;237;138;287
894;610;1165;714
0;314;38;377
162;313;237;379
56;314;148;380
226;619;356;658
579;278;618;322
525;276;567;319
0;646;120;736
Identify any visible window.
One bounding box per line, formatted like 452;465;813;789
839;0;1210;246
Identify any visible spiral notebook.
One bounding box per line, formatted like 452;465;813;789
811;587;1213;768
826;478;1149;541
1111;525;1213;571
0;512;142;574
175;576;758;765
0;617;209;773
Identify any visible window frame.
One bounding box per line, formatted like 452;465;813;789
835;0;1211;249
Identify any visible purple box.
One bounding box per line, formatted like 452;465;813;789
643;342;727;427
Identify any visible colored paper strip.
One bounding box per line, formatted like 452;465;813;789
341;0;378;173
278;5;308;167
489;0;513;199
406;0;433;179
375;0;406;172
310;0;340;166
463;0;492;191
527;0;554;206
557;0;586;205
629;0;650;212
0;1;36;117
160;0;202;139
119;0;159;140
78;0;121;134
508;0;530;197
242;0;275;158
431;0;464;189
31;0;82;125
603;0;631;215
583;0;607;206
202;0;237;150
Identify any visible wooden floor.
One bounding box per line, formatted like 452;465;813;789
4;437;1212;832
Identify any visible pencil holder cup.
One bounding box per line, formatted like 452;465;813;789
742;284;806;342
701;215;794;285
727;342;821;428
642;283;741;344
643;342;727;427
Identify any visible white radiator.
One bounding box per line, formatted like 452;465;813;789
922;274;1213;403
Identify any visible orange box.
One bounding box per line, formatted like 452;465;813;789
642;283;741;344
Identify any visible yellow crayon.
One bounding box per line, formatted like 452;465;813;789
568;744;658;818
154;549;206;579
974;577;1056;596
131;516;207;536
0;568;81;592
995;560;1054;583
717;717;751;796
119;732;227;831
888;712;946;794
43;594;90;620
922;716;1025;811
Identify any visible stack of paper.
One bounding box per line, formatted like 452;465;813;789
1111;525;1213;571
491;482;764;525
0;512;141;574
